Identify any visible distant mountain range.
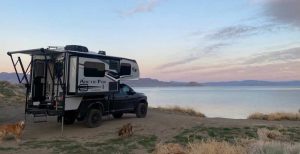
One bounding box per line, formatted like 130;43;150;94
123;78;202;87
0;72;21;83
1;72;300;87
203;80;300;86
125;78;300;87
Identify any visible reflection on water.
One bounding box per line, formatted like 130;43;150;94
135;86;300;119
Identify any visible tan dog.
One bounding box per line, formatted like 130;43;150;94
0;121;25;144
118;123;133;137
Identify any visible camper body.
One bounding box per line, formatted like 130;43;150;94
7;46;147;127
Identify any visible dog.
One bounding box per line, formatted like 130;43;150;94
0;121;25;144
118;123;133;137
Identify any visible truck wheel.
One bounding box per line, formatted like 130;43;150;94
136;103;147;118
85;109;102;128
112;113;123;119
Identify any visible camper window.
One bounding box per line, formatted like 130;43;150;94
109;60;120;72
34;61;45;77
120;63;131;76
55;62;63;78
84;62;105;77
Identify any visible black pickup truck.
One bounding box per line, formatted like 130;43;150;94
60;84;148;128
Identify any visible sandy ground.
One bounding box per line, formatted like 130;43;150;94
0;104;299;153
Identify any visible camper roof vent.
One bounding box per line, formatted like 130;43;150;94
98;50;106;55
65;45;88;52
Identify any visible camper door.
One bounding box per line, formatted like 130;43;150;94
77;57;110;93
119;59;139;80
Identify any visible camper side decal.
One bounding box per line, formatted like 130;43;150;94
78;79;107;92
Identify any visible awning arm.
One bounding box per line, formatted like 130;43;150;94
7;53;31;85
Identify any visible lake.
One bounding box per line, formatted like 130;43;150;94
134;86;300;119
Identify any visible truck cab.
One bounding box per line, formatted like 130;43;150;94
111;84;147;118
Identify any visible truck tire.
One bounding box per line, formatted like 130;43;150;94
85;109;102;128
112;113;123;119
136;103;147;118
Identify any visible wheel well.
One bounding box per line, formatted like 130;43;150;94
135;100;147;110
88;102;104;112
140;100;148;105
78;101;104;120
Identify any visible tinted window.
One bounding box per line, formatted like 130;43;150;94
120;85;130;94
84;62;105;77
109;60;120;72
34;61;45;77
120;63;131;76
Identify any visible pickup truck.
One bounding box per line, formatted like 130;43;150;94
59;83;148;128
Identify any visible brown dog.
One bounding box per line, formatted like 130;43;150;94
0;121;25;144
118;123;133;137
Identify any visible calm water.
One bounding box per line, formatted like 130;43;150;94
134;86;300;119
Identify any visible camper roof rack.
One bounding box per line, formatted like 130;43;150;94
65;45;88;52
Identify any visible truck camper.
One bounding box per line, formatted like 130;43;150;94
7;45;147;128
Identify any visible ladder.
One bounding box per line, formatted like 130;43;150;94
28;109;48;123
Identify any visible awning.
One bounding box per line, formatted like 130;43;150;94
7;48;62;56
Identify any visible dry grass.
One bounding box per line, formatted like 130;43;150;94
154;143;186;154
249;141;300;154
153;141;246;154
188;140;247;154
248;112;300;121
257;128;284;141
0;81;25;104
155;140;300;154
155;127;300;154
154;106;206;117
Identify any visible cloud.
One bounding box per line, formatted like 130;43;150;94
202;43;228;54
157;43;228;69
157;56;198;70
162;47;300;74
122;0;164;16
244;47;300;65
264;0;300;27
186;61;300;82
207;24;279;40
208;25;258;39
158;59;300;82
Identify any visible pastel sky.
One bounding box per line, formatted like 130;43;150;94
0;0;300;82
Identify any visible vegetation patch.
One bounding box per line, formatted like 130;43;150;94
23;139;91;154
248;112;300;121
0;81;25;104
85;135;157;153
155;126;300;154
155;140;300;154
173;126;257;144
21;135;157;154
0;147;19;152
249;141;300;154
172;126;300;145
187;140;247;154
137;135;157;153
154;106;206;117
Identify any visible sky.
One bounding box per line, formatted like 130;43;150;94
0;0;300;82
